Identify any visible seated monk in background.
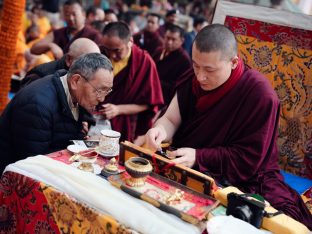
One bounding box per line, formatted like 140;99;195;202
31;0;102;59
99;21;164;142
153;24;192;106
141;24;312;229
133;13;163;58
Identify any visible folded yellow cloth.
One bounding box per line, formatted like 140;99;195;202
213;186;310;234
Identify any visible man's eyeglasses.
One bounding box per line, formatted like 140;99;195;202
79;74;113;97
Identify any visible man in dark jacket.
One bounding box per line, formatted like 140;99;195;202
0;53;113;172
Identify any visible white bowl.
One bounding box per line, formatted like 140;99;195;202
67;144;88;154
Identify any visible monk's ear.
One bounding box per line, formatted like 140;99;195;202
69;74;80;90
128;37;134;48
231;56;239;70
65;54;73;67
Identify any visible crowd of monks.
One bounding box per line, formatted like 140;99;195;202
7;0;209;143
0;0;312;231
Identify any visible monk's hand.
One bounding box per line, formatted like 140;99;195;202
101;103;119;119
49;43;63;59
145;127;167;151
170;148;196;168
134;135;145;146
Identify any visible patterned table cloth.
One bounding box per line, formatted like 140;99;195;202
0;151;201;234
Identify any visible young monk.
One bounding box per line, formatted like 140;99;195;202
142;24;312;229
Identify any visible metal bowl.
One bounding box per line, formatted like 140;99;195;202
124;157;153;187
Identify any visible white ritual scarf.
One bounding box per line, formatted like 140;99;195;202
5;156;201;234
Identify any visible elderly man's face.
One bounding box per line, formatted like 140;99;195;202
101;35;131;62
75;68;114;113
63;3;85;30
192;45;237;91
164;31;183;52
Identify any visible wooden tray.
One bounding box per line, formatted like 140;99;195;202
108;172;219;225
119;141;217;196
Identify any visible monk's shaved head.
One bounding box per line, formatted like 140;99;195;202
102;21;131;42
194;24;237;61
66;38;101;66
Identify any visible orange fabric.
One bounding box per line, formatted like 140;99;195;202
0;170;132;233
37;16;51;37
27;54;52;71
14;31;27;74
42;182;130;233
225;16;312;178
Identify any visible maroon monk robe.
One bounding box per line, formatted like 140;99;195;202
102;45;164;142
133;30;164;58
172;68;312;229
53;25;102;53
153;47;192;105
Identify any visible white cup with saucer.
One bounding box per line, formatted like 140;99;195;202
98;129;121;157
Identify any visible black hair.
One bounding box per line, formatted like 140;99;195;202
104;9;116;15
64;0;81;5
166;9;179;17
86;6;101;17
147;12;161;22
91;20;106;32
102;21;131;41
194;24;237;60
193;16;207;28
166;24;185;38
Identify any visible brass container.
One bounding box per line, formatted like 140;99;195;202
125;157;153;187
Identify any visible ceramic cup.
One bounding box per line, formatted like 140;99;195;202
99;129;121;156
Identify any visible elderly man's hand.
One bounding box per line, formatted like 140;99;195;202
169;148;196;168
81;121;88;134
101;103;120;119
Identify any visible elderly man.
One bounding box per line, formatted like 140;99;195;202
133;13;163;57
0;53;113;173
153;24;192;106
99;21;163;142
22;38;101;86
31;0;102;59
142;24;312;229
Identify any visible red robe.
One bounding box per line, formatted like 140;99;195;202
133;30;163;58
153;47;192;105
53;25;102;53
102;45;163;142
173;68;312;229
